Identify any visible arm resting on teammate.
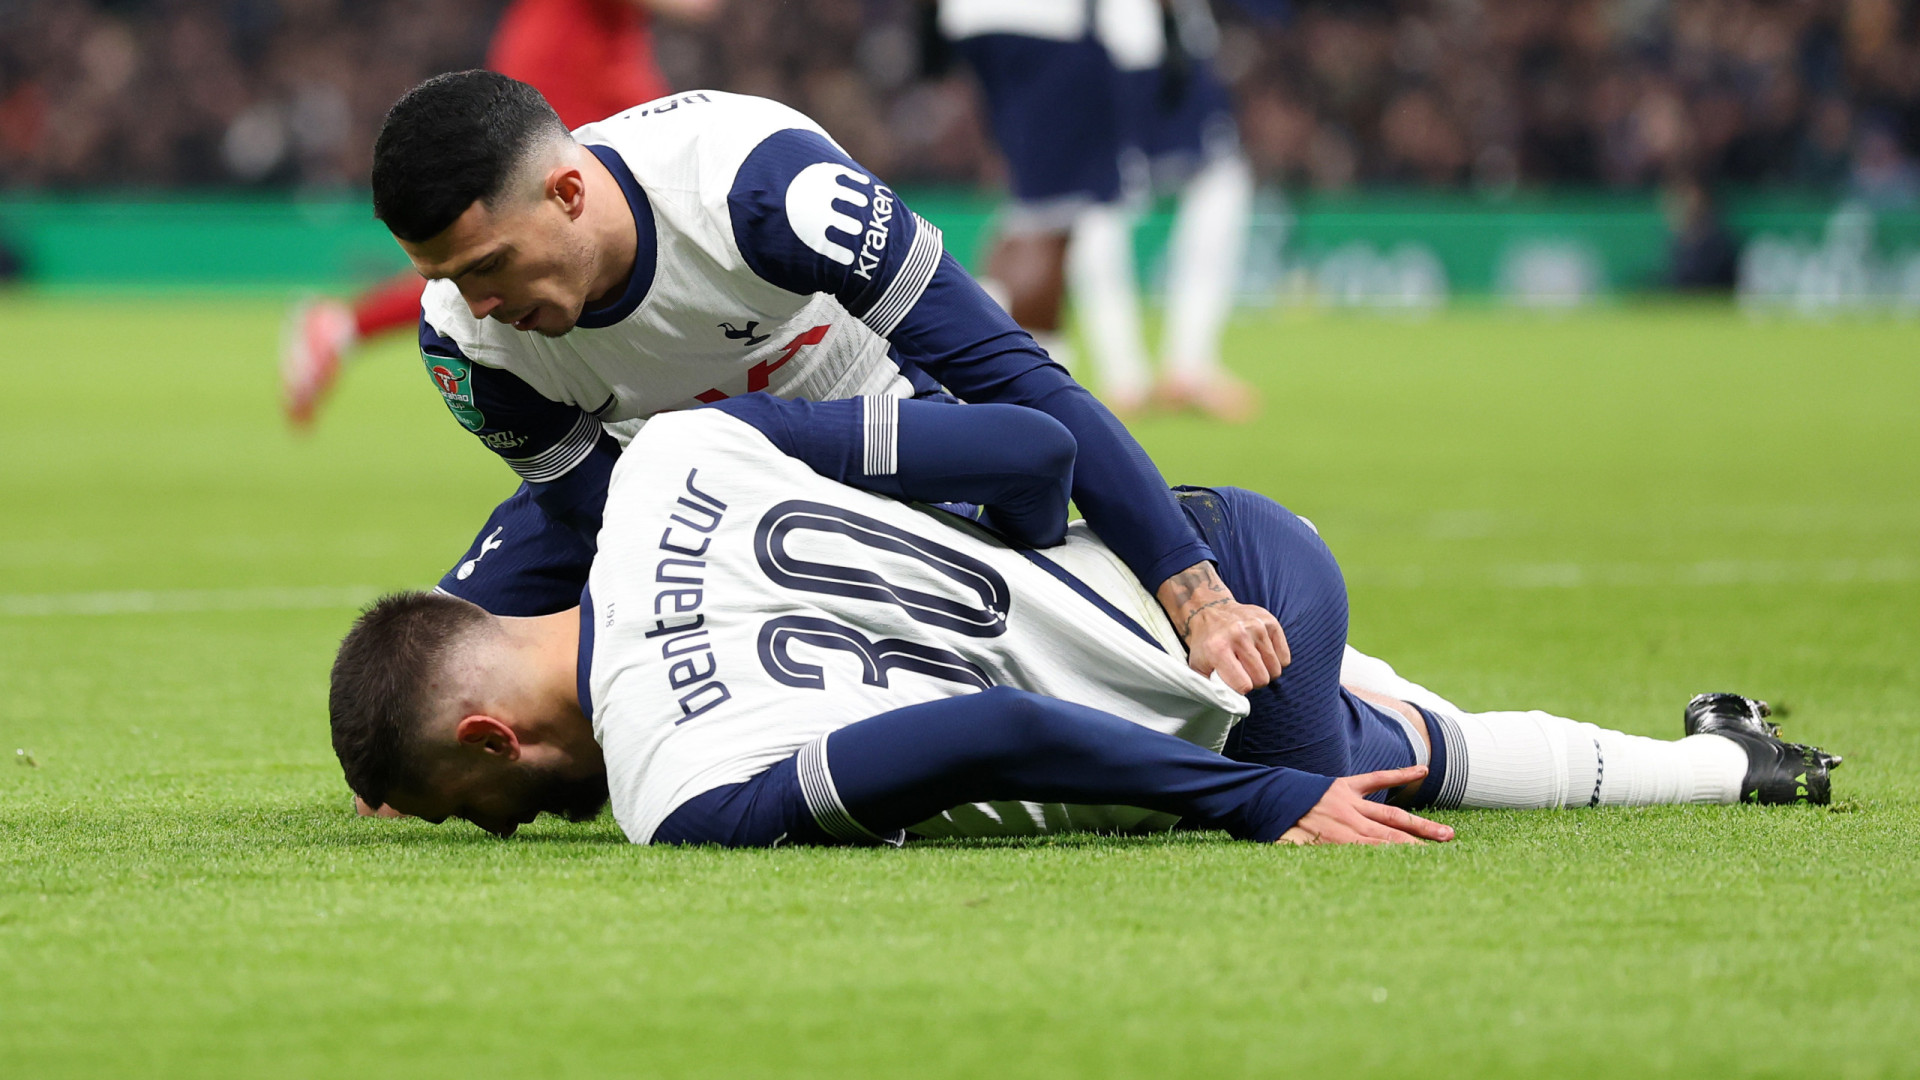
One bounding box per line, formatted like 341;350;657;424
723;131;1283;689
886;258;1290;690
527;436;619;543
653;687;1339;846
887;254;1208;589
705;394;1074;547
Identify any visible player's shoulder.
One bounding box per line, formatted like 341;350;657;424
418;282;495;361
419;279;477;353
574;90;835;168
419;279;518;367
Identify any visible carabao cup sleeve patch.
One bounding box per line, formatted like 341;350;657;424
422;350;487;432
417;316;603;480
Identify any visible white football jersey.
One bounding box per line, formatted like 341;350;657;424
938;0;1165;69
938;0;1088;41
584;408;1249;843
421;90;943;467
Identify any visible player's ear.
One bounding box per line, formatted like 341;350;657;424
549;165;587;221
454;715;522;760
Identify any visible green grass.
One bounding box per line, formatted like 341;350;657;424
3;296;1917;1077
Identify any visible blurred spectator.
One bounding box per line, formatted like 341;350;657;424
1795;95;1856;188
1849;118;1920;207
1663;175;1738;289
0;0;493;189
0;227;23;281
3;0;1920;194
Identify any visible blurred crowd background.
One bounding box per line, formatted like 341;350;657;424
5;0;1920;206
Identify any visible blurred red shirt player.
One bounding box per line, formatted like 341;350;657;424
282;0;718;425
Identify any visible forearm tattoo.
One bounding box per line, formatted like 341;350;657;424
1157;562;1235;640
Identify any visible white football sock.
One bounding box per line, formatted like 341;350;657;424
1424;707;1747;809
1067;205;1152;403
1340;645;1463;716
1161;153;1253;379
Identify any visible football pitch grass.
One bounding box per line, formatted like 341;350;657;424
3;295;1917;1077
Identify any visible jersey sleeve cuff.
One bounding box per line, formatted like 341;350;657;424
796;735;906;846
860;212;943;338
1141;542;1219;597
860;395;899;476
1240;770;1337;842
503;412;601;483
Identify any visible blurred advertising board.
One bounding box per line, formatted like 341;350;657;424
4;191;1919;312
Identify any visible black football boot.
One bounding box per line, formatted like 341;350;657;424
1683;692;1842;806
1684;692;1780;738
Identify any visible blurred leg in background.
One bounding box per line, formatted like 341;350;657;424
1068;198;1152;413
1066;0;1162;416
1085;0;1258;423
941;1;1131;388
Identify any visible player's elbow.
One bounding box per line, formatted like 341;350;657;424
970;688;1088;766
978;405;1075;490
1026;413;1078;486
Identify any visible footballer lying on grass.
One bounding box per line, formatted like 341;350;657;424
327;396;1842;846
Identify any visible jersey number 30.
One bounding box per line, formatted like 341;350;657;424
752;501;1007;692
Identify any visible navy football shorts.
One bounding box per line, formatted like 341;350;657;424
1176;486;1417;783
955;33;1126;229
1115;59;1240;190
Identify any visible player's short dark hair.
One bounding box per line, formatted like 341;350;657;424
329;590;492;808
371;70;570;242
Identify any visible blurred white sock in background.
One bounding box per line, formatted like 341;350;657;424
1161;153;1254;380
1029;330;1077;375
1068;204;1151;410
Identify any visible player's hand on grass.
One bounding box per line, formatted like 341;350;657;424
1279;767;1454;846
1157;562;1289;693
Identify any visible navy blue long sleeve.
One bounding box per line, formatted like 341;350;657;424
723;128;1216;591
705;394;1075;548
887;254;1215;592
652;687;1334;846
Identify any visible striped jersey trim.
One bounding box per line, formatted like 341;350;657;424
1013;548;1160;651
503;411;600;483
1430;710;1470;809
861;395;899;476
796;736;901;845
860;213;943;338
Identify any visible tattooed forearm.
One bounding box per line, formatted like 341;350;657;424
1156;561;1235;638
1179;599;1233;639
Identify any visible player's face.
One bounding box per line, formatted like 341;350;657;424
388;757;609;838
400;196;598;338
